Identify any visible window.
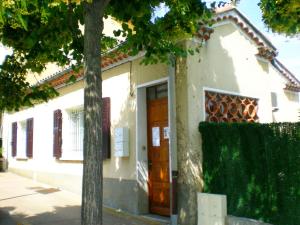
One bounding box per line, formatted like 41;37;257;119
147;83;168;100
17;121;27;158
12;118;34;158
62;108;84;159
205;90;259;122
68;108;84;153
69;109;83;152
56;97;111;160
271;92;278;108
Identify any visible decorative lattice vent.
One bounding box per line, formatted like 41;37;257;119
205;91;259;122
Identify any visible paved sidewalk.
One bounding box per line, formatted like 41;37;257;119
0;172;169;225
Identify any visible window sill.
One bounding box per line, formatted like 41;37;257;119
16;157;28;161
57;158;83;163
59;154;83;162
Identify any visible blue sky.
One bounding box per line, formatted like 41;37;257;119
237;0;300;80
1;0;299;79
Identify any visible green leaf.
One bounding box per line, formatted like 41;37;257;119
17;14;28;30
67;74;77;84
20;0;27;10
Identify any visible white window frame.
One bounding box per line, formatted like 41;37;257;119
61;106;84;160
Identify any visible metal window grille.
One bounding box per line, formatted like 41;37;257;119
69;109;84;152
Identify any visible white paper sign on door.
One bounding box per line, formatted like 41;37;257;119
152;127;160;147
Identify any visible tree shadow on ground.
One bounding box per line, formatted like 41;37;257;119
0;207;17;225
1;205;80;225
1;205;166;225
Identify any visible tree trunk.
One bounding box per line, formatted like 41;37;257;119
176;57;202;225
81;0;107;224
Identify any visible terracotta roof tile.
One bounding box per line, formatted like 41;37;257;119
42;5;299;93
42;51;130;88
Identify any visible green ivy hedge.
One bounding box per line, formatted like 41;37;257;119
198;122;300;225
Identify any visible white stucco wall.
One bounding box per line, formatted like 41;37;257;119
2;15;299;198
3;66;133;181
2;58;168;191
2;85;85;178
267;65;299;122
186;21;299;127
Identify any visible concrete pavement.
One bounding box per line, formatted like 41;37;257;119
0;172;169;225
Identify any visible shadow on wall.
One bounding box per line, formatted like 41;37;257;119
199;23;242;95
102;62;149;214
102;62;136;177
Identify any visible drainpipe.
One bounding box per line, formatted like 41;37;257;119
168;56;178;225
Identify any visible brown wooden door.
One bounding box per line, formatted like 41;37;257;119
147;97;170;216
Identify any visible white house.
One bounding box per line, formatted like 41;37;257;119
1;4;299;225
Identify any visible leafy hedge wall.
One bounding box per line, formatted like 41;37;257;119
198;122;300;225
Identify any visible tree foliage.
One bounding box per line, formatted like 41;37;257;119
0;0;83;110
0;1;212;225
1;0;298;224
0;1;298;108
0;0;211;111
259;0;300;36
0;54;58;110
